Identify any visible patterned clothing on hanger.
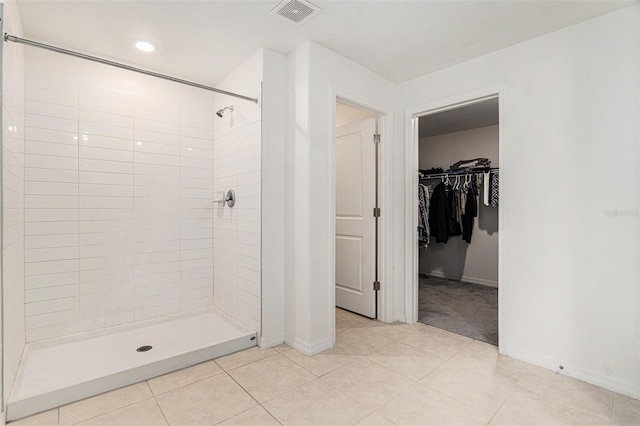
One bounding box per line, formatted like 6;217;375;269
490;171;499;207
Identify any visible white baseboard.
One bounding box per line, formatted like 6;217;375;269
503;345;640;400
285;336;332;355
427;270;498;288
259;333;285;349
393;312;407;323
462;275;498;288
425;270;444;279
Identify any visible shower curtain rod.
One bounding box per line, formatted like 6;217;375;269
3;33;259;104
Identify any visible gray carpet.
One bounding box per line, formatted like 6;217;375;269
418;275;498;346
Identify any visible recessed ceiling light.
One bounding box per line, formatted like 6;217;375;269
135;41;155;53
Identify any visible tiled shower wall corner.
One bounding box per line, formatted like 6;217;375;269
3;0;27;394
212;91;262;334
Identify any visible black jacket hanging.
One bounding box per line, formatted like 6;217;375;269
461;182;478;243
447;187;462;237
428;183;450;243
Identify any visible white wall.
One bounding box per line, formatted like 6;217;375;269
284;41;395;354
397;6;640;397
419;125;499;171
22;48;221;341
335;103;376;128
211;50;263;335
260;50;287;348
2;0;26;407
419;125;499;286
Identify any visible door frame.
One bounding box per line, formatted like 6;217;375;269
329;91;393;343
404;85;507;351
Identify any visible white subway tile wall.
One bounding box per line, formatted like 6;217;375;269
212;101;262;333
22;70;262;342
3;7;27;392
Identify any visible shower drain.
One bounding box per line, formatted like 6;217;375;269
136;345;153;352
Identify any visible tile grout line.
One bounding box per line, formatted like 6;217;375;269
214;347;279;373
62;383;156;426
279;348;361;379
278;351;323;378
363;334;470;383
150;389;171;426
416;340;473;380
257;406;283;426
411;378;495;422
147;362;226;397
316;376;379;425
485;397;509;425
221;370;284;425
372;407;399;426
334;317;471;385
364;353;443;383
400;338;507;421
515;367;616;422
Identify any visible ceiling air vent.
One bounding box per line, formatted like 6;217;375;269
271;0;321;25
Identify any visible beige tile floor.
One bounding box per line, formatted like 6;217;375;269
10;309;640;426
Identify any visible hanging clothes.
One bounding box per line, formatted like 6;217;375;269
483;172;491;206
462;177;478;243
460;183;468;216
447;185;462;237
429;182;450;243
423;170;496;244
490;171;499;207
418;183;430;247
455;187;463;226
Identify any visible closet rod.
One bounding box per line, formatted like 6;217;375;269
3;33;259;104
419;167;499;180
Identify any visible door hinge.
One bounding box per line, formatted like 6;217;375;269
373;281;381;291
373;207;381;217
373;134;381;144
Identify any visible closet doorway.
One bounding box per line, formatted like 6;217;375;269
417;96;499;345
334;101;380;319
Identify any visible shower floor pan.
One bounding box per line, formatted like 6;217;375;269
7;309;257;421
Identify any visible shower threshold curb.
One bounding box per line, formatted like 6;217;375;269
7;310;256;421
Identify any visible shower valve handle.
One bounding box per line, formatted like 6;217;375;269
211;189;235;208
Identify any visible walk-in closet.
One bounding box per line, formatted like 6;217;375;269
417;97;499;345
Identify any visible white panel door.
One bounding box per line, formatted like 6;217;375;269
335;118;377;318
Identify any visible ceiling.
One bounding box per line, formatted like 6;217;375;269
15;1;636;86
419;97;499;138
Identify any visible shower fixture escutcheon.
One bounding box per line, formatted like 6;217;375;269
211;189;235;207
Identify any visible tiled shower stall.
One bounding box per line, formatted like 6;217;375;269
22;47;261;340
3;32;264;420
